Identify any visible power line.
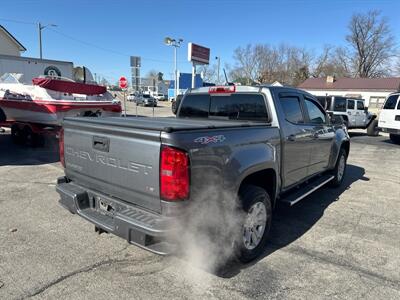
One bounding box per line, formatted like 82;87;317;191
48;27;186;64
0;17;36;25
1;17;188;67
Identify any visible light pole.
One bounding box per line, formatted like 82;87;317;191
164;37;183;100
38;22;57;59
215;56;221;84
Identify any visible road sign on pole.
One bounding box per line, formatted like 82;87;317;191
119;76;128;89
119;76;128;116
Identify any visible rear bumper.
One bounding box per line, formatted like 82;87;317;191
56;177;180;255
379;127;400;135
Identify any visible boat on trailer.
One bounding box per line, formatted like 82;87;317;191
0;73;121;126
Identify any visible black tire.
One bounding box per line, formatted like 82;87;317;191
235;185;272;263
0;108;6;122
23;126;44;147
11;125;23;145
367;120;379;136
389;134;400;144
329;148;347;187
23;126;36;147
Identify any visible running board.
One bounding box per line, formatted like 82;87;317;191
281;175;334;206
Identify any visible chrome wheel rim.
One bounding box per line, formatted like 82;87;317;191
338;154;345;181
243;202;267;250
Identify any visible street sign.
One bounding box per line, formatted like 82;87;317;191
188;43;210;65
119;76;128;89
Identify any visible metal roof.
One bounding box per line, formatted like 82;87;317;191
298;77;400;91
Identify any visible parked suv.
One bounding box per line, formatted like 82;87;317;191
378;93;400;144
135;94;157;107
316;96;378;136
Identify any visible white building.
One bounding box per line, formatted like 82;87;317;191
298;76;400;111
0;25;75;84
0;25;26;56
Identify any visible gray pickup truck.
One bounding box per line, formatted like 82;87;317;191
56;85;350;262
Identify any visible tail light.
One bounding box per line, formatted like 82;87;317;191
209;85;236;94
160;146;189;201
59;128;65;167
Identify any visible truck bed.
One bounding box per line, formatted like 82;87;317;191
63;116;269;132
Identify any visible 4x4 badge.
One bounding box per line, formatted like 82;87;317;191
194;135;226;144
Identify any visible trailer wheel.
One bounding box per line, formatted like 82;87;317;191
23;126;43;147
11;125;23;145
0;108;6;122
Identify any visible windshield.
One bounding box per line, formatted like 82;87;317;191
178;93;268;122
0;73;23;84
142;94;151;98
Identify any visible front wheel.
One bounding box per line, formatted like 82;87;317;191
235;185;272;263
367;120;379;136
329;148;347;187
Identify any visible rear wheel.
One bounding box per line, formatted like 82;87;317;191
329;148;347;187
389;134;400;144
235;185;272;263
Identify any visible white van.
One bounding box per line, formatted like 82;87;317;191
378;93;400;144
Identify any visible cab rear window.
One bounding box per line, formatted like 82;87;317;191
179;93;268;121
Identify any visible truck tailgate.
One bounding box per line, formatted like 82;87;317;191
63;118;162;213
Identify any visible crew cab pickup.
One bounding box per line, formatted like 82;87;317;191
56;85;350;262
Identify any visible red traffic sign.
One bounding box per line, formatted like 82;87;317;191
119;76;128;89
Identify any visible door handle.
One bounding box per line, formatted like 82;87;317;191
287;134;296;141
92;136;110;152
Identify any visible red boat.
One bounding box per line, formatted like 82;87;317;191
0;74;122;126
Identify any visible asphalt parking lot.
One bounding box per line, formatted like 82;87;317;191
0;126;399;299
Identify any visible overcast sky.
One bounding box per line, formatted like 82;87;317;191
2;0;400;83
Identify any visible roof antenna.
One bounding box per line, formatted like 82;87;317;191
223;68;234;86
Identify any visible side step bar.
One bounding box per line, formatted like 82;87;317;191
281;175;334;206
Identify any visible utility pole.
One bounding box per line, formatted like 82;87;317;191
38;22;57;59
215;56;221;84
164;37;183;100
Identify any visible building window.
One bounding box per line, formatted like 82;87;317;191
369;96;386;109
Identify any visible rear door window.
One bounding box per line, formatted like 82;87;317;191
383;95;398;110
280;96;304;123
347;100;355;109
333;98;347;112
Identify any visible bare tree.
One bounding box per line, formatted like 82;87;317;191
346;10;395;78
312;46;351;78
198;64;218;83
230;43;315;86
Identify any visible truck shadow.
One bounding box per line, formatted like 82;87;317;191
0;132;60;166
218;164;368;278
